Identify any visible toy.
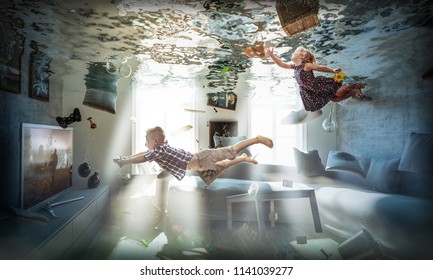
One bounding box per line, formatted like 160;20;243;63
56;108;82;129
244;41;266;58
219;66;230;75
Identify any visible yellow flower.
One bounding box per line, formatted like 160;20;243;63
333;71;346;83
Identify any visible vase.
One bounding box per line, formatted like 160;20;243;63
78;162;91;178
88;172;100;188
322;103;337;132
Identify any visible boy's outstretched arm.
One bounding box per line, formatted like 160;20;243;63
114;151;148;167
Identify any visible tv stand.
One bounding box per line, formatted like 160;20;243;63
44;196;85;218
7;206;50;223
0;185;111;259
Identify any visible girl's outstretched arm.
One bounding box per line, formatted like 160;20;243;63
265;47;293;69
305;63;340;74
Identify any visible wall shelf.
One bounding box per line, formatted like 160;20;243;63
208;121;238;148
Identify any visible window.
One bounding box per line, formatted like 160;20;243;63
132;58;305;173
132;61;199;174
248;59;304;166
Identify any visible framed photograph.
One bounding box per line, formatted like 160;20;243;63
0;22;24;94
207;92;237;111
29;50;51;102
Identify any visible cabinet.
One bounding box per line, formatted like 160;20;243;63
0;185;111;259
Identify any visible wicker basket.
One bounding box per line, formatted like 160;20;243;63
276;0;320;37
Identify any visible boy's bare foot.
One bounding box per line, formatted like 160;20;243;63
257;136;274;148
239;153;258;164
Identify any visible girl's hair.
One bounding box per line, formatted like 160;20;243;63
146;126;165;143
295;47;317;64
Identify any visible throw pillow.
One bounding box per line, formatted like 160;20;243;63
83;62;119;114
325;150;365;178
83;89;117;114
293;148;325;177
398;132;433;174
364;158;400;194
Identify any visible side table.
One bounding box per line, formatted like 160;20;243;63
226;187;322;240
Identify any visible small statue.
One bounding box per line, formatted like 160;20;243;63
87;117;97;129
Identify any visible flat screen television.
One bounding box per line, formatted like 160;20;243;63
20;123;73;211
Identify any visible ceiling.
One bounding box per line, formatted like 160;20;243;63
1;0;433;88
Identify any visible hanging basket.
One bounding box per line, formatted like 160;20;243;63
276;0;320;37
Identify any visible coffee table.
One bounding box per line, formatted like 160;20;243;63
226;185;322;239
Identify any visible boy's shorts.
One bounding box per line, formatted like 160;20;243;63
195;146;236;171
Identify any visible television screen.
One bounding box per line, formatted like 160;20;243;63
21;123;73;210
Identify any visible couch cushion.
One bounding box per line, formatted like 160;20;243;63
398;132;433;174
314;184;433;256
364;158;400;194
219;162;293;182
293;148;325;177
398;171;433;199
325;150;365;178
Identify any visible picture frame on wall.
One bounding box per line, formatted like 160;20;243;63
29;50;51;102
0;22;24;94
207;92;237;111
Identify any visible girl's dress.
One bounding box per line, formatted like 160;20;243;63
293;63;341;112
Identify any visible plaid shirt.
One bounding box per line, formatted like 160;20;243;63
144;143;193;180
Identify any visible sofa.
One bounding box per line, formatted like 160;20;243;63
167;132;433;259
